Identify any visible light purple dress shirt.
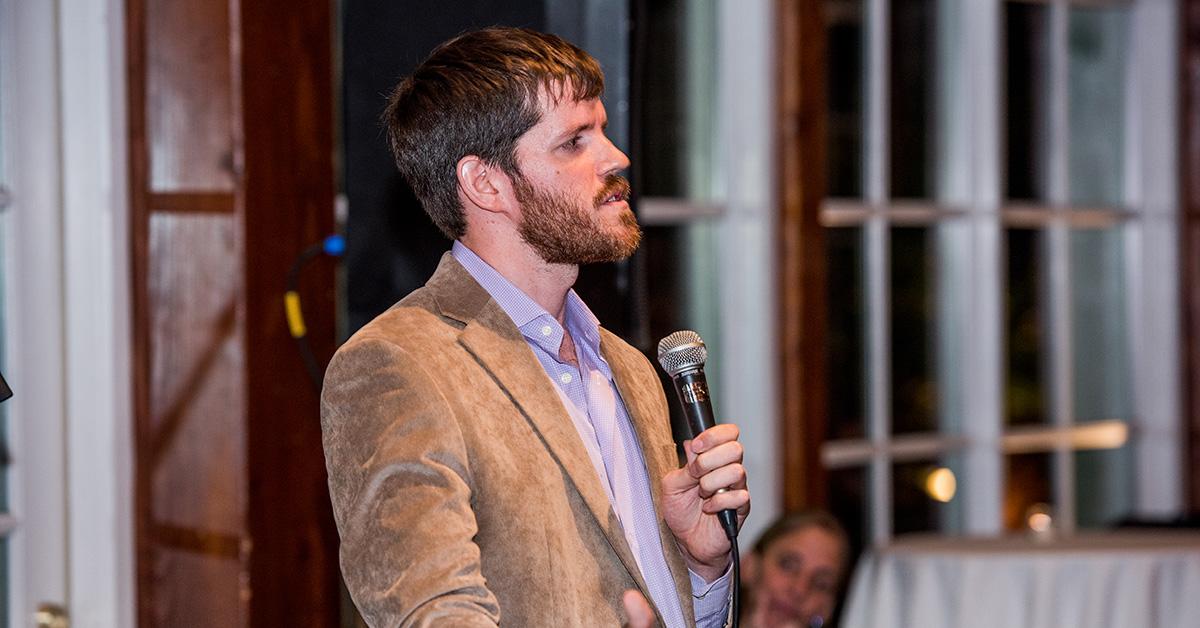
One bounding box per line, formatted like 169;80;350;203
452;242;729;628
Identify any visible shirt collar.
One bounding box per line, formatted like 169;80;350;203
450;241;603;357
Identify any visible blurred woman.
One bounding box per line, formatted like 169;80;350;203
741;510;851;628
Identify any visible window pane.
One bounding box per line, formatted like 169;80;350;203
827;226;866;440
891;226;941;434
639;0;717;198
826;0;865;198
643;224;723;440
1005;228;1050;426
1004;452;1053;532
1075;445;1133;529
892;456;964;536
1005;1;1051;202
1068;5;1128;207
828;466;868;564
890;0;940;199
1071;227;1132;422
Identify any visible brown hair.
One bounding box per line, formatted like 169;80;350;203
382;27;604;239
753;509;852;579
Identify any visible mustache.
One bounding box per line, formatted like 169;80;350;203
594;175;631;206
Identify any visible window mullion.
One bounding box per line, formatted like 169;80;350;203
960;0;1003;536
1047;0;1077;533
1127;0;1182;516
866;0;892;546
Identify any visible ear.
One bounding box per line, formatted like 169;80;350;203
456;155;515;214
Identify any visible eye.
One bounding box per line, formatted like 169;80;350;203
561;135;583;151
776;555;803;576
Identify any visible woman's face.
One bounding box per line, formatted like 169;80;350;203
752;526;844;627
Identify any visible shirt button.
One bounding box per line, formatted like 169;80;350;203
559;373;573;384
541;325;553;337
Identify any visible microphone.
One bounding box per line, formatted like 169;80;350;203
656;330;738;541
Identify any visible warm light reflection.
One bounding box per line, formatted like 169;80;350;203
923;467;957;503
1027;503;1053;533
1073;419;1129;450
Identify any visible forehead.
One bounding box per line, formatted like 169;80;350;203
526;86;606;138
768;527;844;571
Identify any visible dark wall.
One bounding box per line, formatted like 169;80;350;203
341;0;545;333
341;0;638;339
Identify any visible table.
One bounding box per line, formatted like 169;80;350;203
840;531;1200;628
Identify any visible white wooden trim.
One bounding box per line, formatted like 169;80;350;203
1128;0;1181;517
823;435;971;467
636;197;725;225
1047;0;1079;534
823;419;1127;466
2;1;133;627
2;0;69;623
714;0;778;546
58;0;134;626
865;0;892;546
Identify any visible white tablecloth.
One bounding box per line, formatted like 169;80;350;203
841;531;1200;628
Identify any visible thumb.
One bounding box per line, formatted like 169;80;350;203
622;589;656;628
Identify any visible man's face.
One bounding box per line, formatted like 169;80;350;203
753;527;844;627
510;88;640;265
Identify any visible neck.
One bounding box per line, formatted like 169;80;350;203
460;234;578;323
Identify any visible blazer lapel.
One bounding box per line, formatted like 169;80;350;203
601;331;698;627
426;255;656;607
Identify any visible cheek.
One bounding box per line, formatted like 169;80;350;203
762;571;794;597
803;592;835;617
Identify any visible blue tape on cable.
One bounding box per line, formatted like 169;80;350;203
323;234;346;256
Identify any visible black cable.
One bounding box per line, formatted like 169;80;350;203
284;234;345;391
729;532;741;628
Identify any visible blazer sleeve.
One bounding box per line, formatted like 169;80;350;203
321;335;501;627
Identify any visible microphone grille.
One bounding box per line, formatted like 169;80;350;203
656;330;708;376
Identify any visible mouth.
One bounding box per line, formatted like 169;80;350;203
597;178;631;206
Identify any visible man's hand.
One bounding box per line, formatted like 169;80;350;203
622;590;656;628
660;423;751;582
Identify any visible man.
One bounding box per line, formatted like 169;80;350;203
321;27;749;627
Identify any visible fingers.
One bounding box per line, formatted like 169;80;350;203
622;589;655;628
702;488;750;514
686;440;744;481
689;423;740;454
697;461;747;498
666;423;751;522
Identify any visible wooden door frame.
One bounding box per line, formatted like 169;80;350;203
128;0;339;624
776;0;830;511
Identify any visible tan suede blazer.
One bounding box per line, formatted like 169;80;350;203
321;254;694;627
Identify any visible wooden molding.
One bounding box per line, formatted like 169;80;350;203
777;0;830;510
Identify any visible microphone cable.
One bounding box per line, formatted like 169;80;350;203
284;234;345;390
730;526;741;628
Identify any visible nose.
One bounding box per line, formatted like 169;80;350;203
789;574;812;603
599;133;630;176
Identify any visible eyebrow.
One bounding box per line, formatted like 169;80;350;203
557;121;593;141
555;117;609;143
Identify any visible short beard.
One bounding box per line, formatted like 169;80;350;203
513;173;642;265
